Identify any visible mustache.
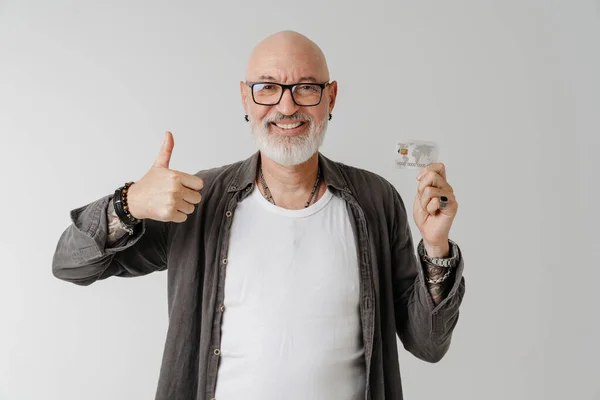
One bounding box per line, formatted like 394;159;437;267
262;112;314;124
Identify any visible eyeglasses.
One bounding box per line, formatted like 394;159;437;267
246;81;330;106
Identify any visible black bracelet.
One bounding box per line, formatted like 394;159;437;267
113;182;140;227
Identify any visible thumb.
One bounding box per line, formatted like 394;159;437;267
154;131;174;168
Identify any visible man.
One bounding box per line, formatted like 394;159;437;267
53;30;465;400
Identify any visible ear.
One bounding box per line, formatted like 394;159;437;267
240;81;249;115
327;80;338;114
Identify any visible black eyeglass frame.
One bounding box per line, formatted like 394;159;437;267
245;81;331;106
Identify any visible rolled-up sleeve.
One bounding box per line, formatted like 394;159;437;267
52;194;169;286
390;188;466;363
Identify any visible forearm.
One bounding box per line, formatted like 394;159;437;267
106;197;130;246
422;240;454;305
425;265;453;305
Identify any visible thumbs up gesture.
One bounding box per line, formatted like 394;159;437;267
126;131;204;223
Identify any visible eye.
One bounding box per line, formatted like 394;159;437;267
296;84;318;94
254;83;278;92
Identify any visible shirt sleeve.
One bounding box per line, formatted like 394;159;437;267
52;194;170;286
390;187;466;363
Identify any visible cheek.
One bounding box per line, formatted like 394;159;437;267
305;107;327;123
250;105;271;124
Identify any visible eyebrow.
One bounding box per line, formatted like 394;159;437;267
298;76;318;83
257;75;277;81
256;75;319;83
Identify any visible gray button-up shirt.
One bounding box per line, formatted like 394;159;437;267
52;151;466;400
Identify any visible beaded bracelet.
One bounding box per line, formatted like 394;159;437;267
113;181;140;231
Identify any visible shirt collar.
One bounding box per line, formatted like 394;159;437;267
226;151;352;195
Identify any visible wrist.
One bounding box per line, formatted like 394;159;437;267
423;240;450;258
113;182;142;226
418;239;459;269
125;183;144;220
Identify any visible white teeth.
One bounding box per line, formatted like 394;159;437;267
274;122;302;129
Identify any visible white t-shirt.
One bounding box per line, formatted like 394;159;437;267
214;185;366;400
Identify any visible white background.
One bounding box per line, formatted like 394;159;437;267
0;1;598;399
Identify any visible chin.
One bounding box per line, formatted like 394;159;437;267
253;127;327;167
260;143;315;166
250;116;328;166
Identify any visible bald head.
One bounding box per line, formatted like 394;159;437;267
245;31;330;83
240;31;338;166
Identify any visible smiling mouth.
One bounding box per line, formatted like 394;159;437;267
271;121;305;130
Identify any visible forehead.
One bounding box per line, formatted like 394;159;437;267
247;49;328;84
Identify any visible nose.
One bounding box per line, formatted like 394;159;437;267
275;87;300;116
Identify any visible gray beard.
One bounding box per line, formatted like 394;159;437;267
251;118;328;166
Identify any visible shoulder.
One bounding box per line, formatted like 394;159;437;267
194;161;242;181
192;151;260;194
334;159;398;200
330;158;410;224
193;159;244;194
328;159;411;242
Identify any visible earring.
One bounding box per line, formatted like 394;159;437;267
328;113;332;121
244;115;249;122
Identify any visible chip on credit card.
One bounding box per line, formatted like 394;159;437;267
395;140;439;170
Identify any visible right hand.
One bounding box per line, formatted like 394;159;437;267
126;131;204;223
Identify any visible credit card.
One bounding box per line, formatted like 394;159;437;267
395;140;439;170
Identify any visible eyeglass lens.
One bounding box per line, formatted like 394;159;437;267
252;83;322;106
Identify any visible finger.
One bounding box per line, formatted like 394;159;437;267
425;194;456;215
419;186;449;212
417;162;446;181
182;188;202;205
172;210;188;223
178;172;204;191
417;170;452;197
426;196;441;215
176;199;196;215
154;131;174;168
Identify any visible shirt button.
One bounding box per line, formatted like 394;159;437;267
225;211;232;217
214;349;220;356
230;185;237;190
222;258;228;265
220;305;225;312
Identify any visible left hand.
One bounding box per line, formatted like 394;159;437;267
414;162;458;255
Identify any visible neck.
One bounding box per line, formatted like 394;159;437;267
257;151;324;209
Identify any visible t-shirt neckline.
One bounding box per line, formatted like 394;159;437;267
251;184;333;218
